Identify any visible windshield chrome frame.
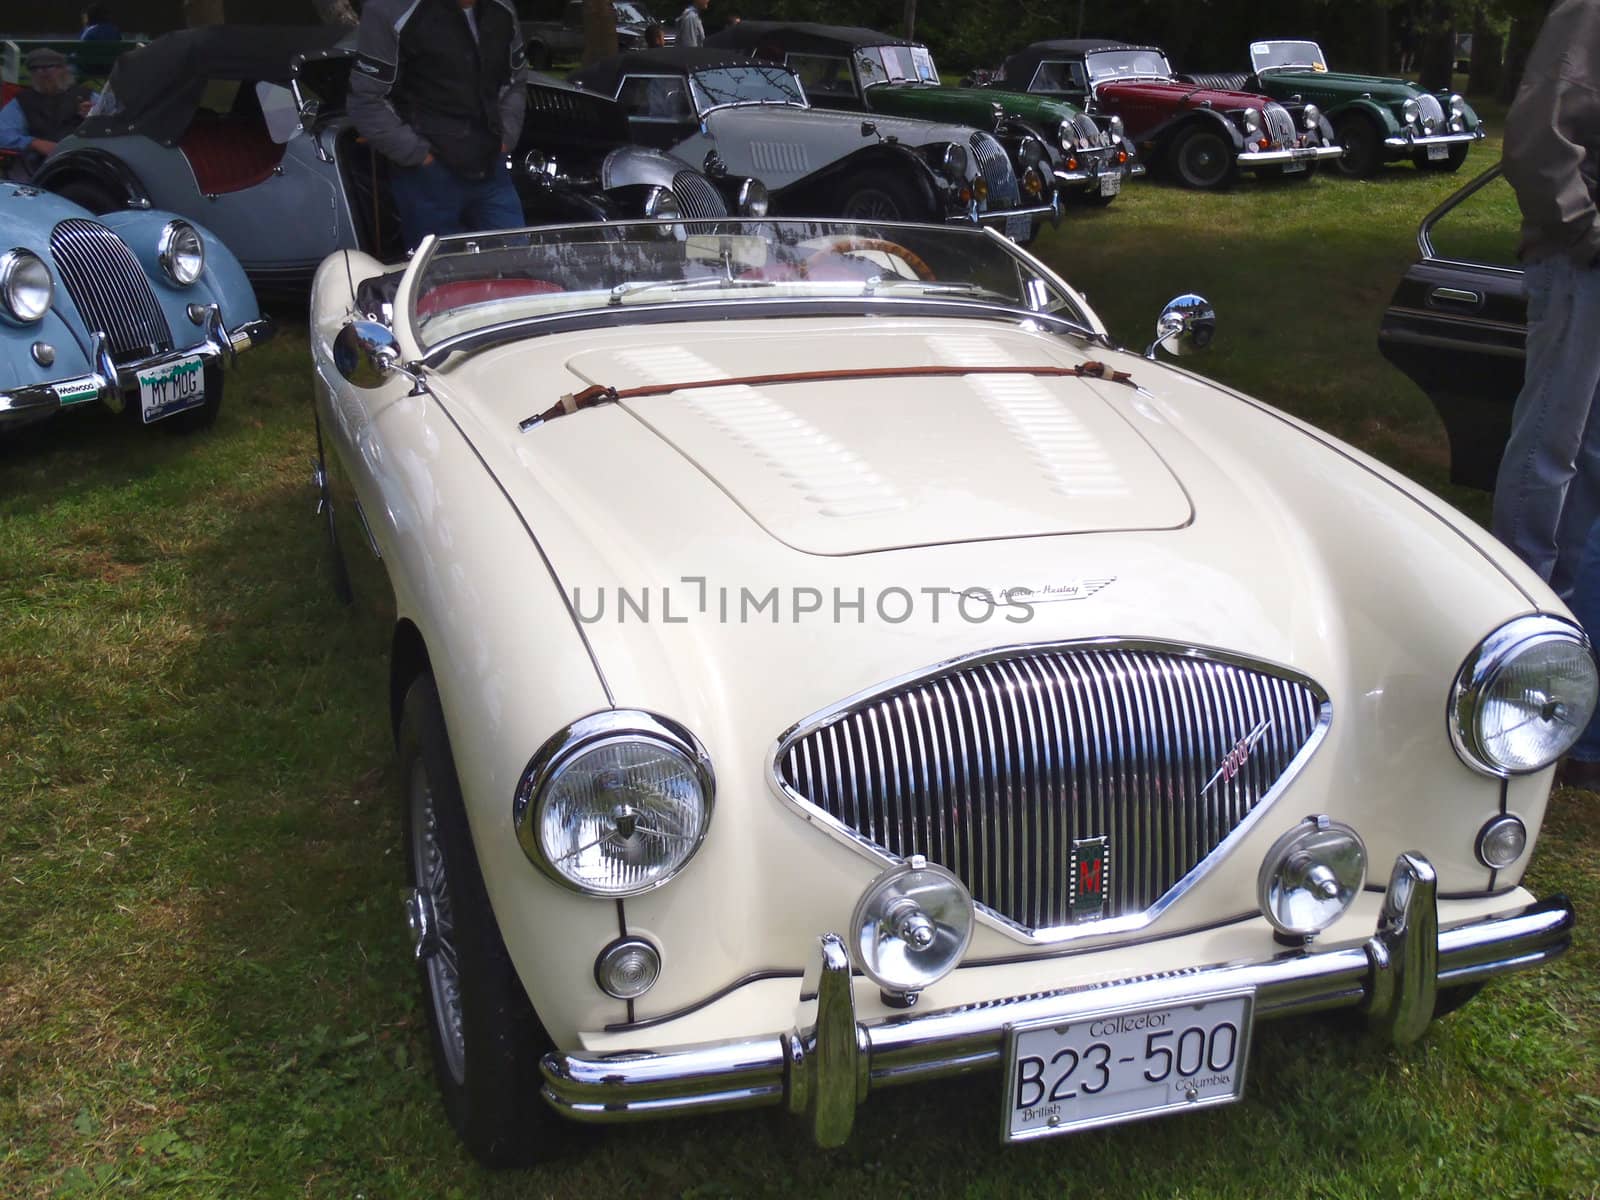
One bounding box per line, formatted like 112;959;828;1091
1085;50;1175;89
1250;40;1326;75
690;65;809;116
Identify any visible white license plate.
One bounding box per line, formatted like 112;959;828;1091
137;355;207;424
1002;989;1254;1142
1427;143;1449;161
1099;172;1122;196
1282;160;1307;173
1004;214;1032;241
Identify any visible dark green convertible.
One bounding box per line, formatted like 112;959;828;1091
708;22;1140;209
1183;40;1485;178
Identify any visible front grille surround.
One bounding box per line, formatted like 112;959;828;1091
969;130;1022;208
772;640;1331;945
1262;102;1297;148
671;170;729;218
49;218;173;363
1416;93;1445;131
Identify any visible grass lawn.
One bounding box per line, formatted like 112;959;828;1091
3;117;1598;1197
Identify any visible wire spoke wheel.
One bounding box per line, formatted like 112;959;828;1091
409;758;466;1086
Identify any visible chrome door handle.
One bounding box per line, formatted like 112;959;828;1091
1429;286;1482;308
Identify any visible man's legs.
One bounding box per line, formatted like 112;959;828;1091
390;160;470;249
1492;259;1600;592
463;161;527;234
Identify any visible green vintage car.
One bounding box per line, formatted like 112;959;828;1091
707;22;1141;209
1184;40;1484;178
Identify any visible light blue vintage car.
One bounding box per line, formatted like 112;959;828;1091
0;182;268;433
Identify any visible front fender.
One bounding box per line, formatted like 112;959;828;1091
1149;108;1245;157
98;209;261;331
771;142;943;218
1325;96;1402;138
34;146;155;209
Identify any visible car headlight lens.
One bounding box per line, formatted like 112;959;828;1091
1018;136;1045;168
736;177;769;217
1449;92;1466;118
849;856;973;998
643;186;681;219
1451;615;1598;775
157;220;205;286
514;711;714;897
1243;107;1262;133
939;142;968;178
0;248;54;324
1057;120;1074;151
1302;103;1321;131
1258;816;1366;939
1403;97;1420;125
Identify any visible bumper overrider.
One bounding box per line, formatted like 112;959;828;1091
0;306;273;429
541;853;1574;1146
1384;127;1486;150
1239;144;1346;169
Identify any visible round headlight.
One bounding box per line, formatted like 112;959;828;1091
1056;119;1074;152
1302;103;1321;131
940;142;969;178
1243;107;1263;134
736;177;769;217
0;248;54;324
1257;816;1367;939
643;187;681;220
1449;92;1466;118
1450;615;1598;775
594;935;662;999
1403;97;1420;125
849;856;973;998
1018;136;1045;168
514;711;713;897
157;220;205;286
1107;113;1124;141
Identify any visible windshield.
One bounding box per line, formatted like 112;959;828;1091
688;64;806;111
856;44;940;87
1250;40;1326;72
613;1;651;24
406;220;1089;351
1085;50;1173;84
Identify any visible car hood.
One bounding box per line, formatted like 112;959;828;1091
0;183;97;252
1100;79;1266;110
867;83;1083;127
713;102;984;153
1258;69;1420;103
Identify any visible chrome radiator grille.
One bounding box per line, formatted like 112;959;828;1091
671;170;729;218
1068;113;1102;147
775;645;1328;936
49;218;172;363
1417;93;1445;130
1263;102;1297;148
969;130;1022;207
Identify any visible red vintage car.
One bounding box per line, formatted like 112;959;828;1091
989;40;1342;189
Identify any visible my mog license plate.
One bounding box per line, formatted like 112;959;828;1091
1003;990;1254;1141
138;355;206;423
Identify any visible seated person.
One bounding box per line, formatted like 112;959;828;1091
0;49;98;181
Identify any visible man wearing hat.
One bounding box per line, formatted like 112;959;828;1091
0;49;97;180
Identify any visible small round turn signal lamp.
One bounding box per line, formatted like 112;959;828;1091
1475;814;1527;870
594;935;661;1000
849;856;973;1007
1257;816;1366;943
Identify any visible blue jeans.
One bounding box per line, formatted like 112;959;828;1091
1491;256;1600;599
1566;517;1600;761
389;158;525;250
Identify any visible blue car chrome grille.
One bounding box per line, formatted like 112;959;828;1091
969;130;1021;207
49;218;172;363
672;170;728;218
775;645;1329;935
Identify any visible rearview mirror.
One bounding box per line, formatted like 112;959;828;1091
1145;293;1215;359
333;321;402;389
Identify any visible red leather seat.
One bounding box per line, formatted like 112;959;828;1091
178;113;286;195
415;278;563;320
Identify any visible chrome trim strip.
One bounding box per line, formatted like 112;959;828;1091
768;639;1331;948
540;873;1573;1132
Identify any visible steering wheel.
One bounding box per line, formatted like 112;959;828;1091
802;237;938;283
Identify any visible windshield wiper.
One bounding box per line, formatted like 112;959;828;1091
607;277;777;306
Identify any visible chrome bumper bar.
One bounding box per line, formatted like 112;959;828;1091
0;310;272;429
1384;128;1486;149
541;854;1574;1146
1239;144;1346;168
948;203;1057;229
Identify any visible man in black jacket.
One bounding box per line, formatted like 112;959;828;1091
348;0;527;248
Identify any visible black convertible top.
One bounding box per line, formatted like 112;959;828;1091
79;25;347;144
995;39;1150;88
569;47;778;95
706;21;917;55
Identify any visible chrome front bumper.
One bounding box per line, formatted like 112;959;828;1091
1239;144;1346;169
541;853;1574;1146
949;202;1058;231
1384;127;1486;149
0;309;272;430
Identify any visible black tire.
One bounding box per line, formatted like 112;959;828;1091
838;168;928;221
1432;981;1485;1019
312;411;353;606
399;674;562;1167
1333;114;1382;179
156;360;224;434
54;175;123;215
1169;125;1236;190
1415;144;1470;172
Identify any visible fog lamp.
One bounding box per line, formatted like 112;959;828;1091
1451;615;1598;775
1022;167;1045;196
849;856;973;1002
1117;148;1128;164
1065;156;1078;171
1476;815;1527;870
974;178;988;201
594;936;661;999
1257;816;1366;940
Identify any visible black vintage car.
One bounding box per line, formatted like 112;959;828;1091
1378;164;1526;490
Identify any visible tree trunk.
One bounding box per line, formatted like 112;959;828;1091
1418;29;1454;90
1497;6;1546;105
904;0;916;43
1372;2;1391;74
582;0;618;65
310;0;360;26
1467;9;1502;97
184;0;225;25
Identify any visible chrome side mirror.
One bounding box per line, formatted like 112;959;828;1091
1145;293;1215;359
333;321;402;389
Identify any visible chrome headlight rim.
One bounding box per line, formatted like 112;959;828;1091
1056;119;1074;152
642;186;682;220
1450;614;1598;777
1242;106;1263;134
513;709;716;898
1402;97;1420;125
1017;135;1046;169
736;177;769;217
0;248;54;324
938;141;969;179
1448;92;1466;119
1302;102;1321;131
157;219;205;286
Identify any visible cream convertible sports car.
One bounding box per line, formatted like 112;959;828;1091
310;220;1588;1165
